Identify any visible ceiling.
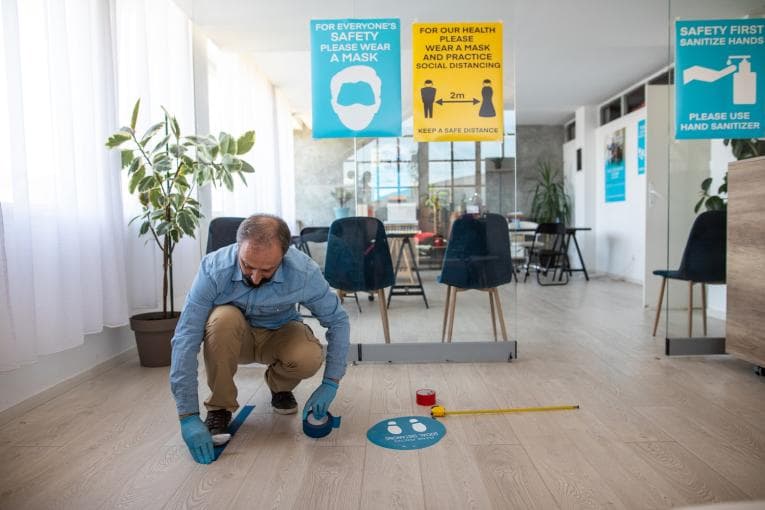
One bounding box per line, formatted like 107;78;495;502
175;0;765;127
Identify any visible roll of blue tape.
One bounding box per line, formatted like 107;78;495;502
302;411;341;438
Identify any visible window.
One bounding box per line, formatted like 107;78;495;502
346;111;516;233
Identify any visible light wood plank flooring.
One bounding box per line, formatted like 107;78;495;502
1;276;764;510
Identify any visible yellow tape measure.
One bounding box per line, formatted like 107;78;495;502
430;404;579;418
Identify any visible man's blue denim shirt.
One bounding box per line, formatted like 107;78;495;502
169;244;350;415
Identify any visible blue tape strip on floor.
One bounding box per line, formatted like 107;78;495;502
213;405;255;461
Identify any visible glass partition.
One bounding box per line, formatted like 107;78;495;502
293;20;517;346
661;0;763;343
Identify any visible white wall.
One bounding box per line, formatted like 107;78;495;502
576;106;598;273
0;326;135;415
562;106;599;275
644;86;670;307
594;109;647;283
562;139;577;216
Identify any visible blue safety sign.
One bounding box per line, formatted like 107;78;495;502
637;119;645;175
605;128;626;203
675;18;765;139
311;18;401;138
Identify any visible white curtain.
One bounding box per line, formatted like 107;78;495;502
207;42;297;232
112;0;200;311
0;0;129;370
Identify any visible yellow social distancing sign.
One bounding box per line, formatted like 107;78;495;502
412;22;503;142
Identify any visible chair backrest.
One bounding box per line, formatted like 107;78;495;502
324;217;394;292
439;213;513;289
206;217;244;254
299;226;330;269
677;210;726;283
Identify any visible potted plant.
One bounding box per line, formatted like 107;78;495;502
105;99;254;367
693;139;764;213
422;187;450;236
331;186;353;219
530;160;571;224
694;173;727;213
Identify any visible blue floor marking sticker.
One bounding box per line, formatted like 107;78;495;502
366;415;446;450
213;405;255;461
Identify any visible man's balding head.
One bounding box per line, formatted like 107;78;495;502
236;214;291;254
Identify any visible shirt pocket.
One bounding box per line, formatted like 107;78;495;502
252;303;293;315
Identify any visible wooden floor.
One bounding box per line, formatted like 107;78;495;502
1;276;765;510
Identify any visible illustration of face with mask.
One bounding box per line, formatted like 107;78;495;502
330;65;382;131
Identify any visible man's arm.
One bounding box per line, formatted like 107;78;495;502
169;260;218;416
301;269;350;382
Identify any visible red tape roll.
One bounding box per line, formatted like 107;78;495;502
416;388;436;406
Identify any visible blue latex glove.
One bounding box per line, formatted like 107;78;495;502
180;415;215;464
303;378;339;420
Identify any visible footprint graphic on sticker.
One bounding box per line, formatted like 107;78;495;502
387;420;402;434
410;418;427;433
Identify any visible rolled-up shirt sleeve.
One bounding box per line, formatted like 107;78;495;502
169;259;217;415
301;267;350;382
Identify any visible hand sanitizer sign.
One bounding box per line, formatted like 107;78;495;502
675;19;765;139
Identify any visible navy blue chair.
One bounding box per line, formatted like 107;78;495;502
324;217;395;343
438;213;514;342
299;227;330;261
652;210;726;337
523;223;570;286
298;226;363;314
206;217;244;254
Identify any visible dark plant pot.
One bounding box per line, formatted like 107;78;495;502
129;311;180;367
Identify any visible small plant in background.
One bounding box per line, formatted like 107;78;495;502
530;160;571;224
422;187;450;235
331;187;354;208
694;174;727;213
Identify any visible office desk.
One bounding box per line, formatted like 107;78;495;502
509;226;591;281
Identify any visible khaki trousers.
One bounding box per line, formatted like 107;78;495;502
203;305;324;412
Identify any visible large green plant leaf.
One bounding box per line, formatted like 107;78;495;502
105;132;131;148
130;99;140;131
121;150;134;168
237;131;255;154
219;133;237;155
128;167;146;194
140;123;164;146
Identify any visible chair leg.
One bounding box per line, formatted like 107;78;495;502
688;281;693;338
489;290;497;341
442;286;451;343
492;288;509;341
353;292;362;313
652;277;666;337
701;282;707;337
446;286;457;343
377;289;391;343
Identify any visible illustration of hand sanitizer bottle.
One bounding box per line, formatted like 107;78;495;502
731;56;756;105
